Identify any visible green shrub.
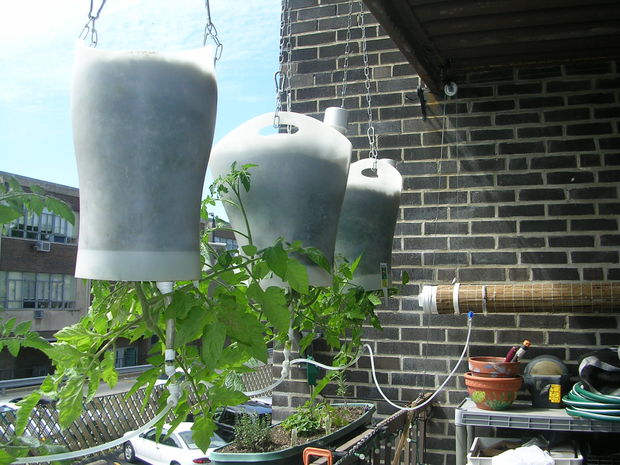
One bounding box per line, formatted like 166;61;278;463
234;413;273;452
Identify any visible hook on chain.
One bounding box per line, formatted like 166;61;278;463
78;0;107;47
203;0;223;61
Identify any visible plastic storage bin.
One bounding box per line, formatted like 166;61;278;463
467;437;583;465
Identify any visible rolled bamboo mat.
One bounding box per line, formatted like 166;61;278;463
428;282;620;314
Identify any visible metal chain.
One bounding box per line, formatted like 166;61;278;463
274;0;292;128
340;0;354;107
78;0;107;47
203;0;223;61
358;0;378;169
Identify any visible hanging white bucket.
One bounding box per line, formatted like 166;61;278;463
71;44;217;281
335;158;402;290
209;111;352;286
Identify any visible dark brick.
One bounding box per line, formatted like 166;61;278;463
377;78;419;93
379;133;421;148
571;219;617;231
595;77;620;89
498;205;545;217
518;126;563;139
403;206;447;220
498;83;542;95
600;202;620;214
448;328;495;344
520;220;567;233
400;327;445;342
392;63;415;76
518;66;561;79
471;100;515;112
583;268;605;280
449;236;495;249
380;105;422;120
391;252;421;266
521;252;567;264
469;68;515;82
447;115;493;128
457;143;497;157
470;129;514;141
548;204;595;216
403;237;447;250
547;171;595;184
471;190;515;203
595;107;620;118
472;221;517;234
423;252;467;266
496;330;544;345
549;331;597;345
499;236;545;248
297;59;337;73
530;156;577;170
602;332;620;344
519;314;565;328
399;192;422;205
421;342;468;357
403;176;447;190
497;173;544;186
601;235;620;246
532;268;580;280
548;235;595;247
394;222;421;236
296;31;337;46
495;113;540;125
456;86;494;98
609;268;620;280
460;159;505;172
291;47;318;61
448;175;494;188
509;268;531;281
391;372;437;387
544;108;590;122
567;122;613;136
423;191;467;204
403;146;442;160
450;206;495;219
520;96;563;109
570;187;617;200
605;154;620;165
290;0;316;8
546;80;591;93
402;357;448;372
291;20;318;34
296;85;335;100
580;154;601;167
567;93;615;105
459;267;506;281
423;221;469;235
498;141;545;155
572;251;619;263
379;50;407;64
297;5;337;20
291;100;317;113
371;92;403;106
565;62;612;75
471;252;517;265
568;315;618;330
510;158;527;171
374;341;421;357
600;170;620;182
421;130;465;146
548;139;596;152
519;189;565;201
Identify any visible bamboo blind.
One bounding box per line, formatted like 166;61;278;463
434;282;620;314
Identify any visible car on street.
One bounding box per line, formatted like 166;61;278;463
123;422;227;465
212;399;272;442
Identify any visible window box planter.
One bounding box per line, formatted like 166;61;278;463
209;402;375;465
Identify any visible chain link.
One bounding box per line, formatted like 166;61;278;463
203;0;223;61
358;0;378;169
274;0;292;128
340;0;354;108
78;0;107;47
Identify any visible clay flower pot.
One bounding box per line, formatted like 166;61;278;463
468;356;520;378
464;372;522;410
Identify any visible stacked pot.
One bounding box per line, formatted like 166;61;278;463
464;357;523;410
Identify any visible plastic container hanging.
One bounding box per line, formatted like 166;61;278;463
209;111;352;286
334;158;402;290
71;43;217;281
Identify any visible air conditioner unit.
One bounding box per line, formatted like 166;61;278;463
34;309;44;319
34;241;51;252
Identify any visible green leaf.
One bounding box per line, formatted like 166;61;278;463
30;185;45;195
200;322;226;370
285;258;309;294
261;287;290;334
192;415;217;452
15;392;41;435
264;242;288;278
6;339;20;357
101;350;118;388
57;375;85;428
207;385;248;408
54;325;100;351
45;197;75;224
217;302;267;362
304;247;331;273
0;450;15;465
368;294;382;306
0;205;21;224
27;195;44;215
402;270;409;285
13;320;32;336
7;176;23;192
241;244;257;256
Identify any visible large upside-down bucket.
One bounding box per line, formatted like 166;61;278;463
71;44;217;281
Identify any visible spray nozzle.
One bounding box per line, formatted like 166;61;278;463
467;311;474;320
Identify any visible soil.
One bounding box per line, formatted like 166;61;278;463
218;406;366;454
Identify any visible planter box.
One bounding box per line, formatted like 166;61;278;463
210;402;375;465
467;437;583;465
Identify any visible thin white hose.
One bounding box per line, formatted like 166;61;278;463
12;405;172;464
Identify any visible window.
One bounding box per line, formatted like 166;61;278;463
6;208;75;244
0;271;76;310
114;347;137;368
212;235;237;251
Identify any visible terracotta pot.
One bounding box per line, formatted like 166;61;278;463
468;356;520;378
464;372;522;410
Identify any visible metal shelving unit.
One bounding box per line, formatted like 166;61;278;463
455;398;620;465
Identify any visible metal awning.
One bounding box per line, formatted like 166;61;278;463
363;0;620;92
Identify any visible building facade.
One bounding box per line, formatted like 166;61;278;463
272;2;620;462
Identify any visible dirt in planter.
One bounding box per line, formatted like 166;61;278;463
218;406;366;454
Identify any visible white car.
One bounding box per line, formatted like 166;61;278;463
123;422;227;465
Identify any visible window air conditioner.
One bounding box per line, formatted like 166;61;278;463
34;241;51;252
34;309;44;319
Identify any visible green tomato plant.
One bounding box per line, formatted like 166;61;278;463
0;166;387;464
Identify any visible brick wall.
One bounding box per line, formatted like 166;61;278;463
274;1;620;463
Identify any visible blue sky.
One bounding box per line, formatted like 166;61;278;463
0;0;281;215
